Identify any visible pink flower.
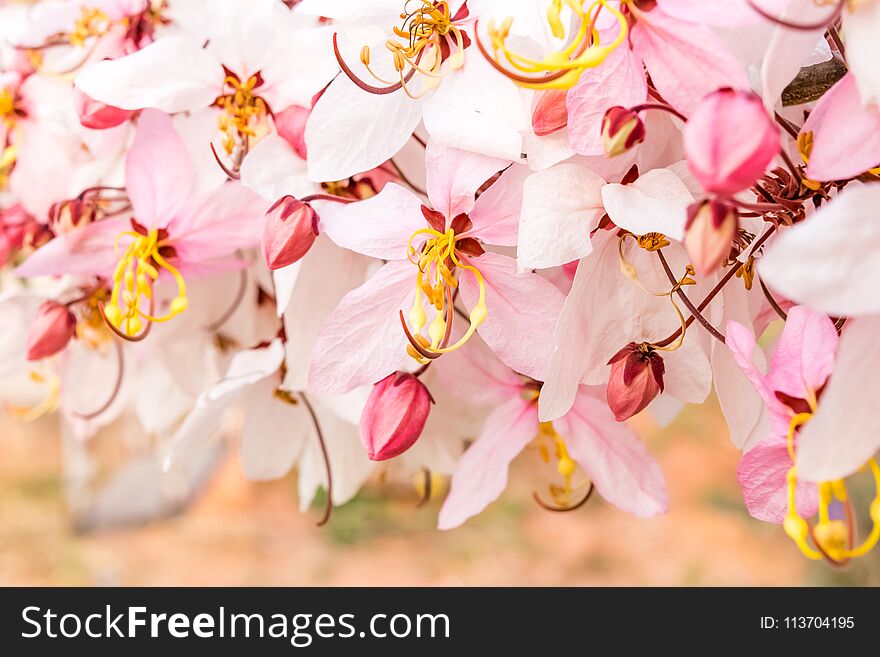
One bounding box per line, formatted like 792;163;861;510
263;196;318;270
360;372;432;461
308;142;563;395
26;301;76;361
15;110;268;336
726;306;839;521
684;89;780;196
436;339;667;529
606;342;665;422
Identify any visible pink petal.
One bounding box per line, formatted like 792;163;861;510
173;182;269;263
765;305;838;403
601;168;693;240
630;7;750;115
459;252;564;381
567;37;647;156
435;333;525;406
655;0;774;25
438;397;538;529
425;141;509;219
804;74;880;182
737;433;818;523
126;110;195;229
558;389;668;518
308;260;417;396
15;217;128;279
316;183;424;260
467;164;530;247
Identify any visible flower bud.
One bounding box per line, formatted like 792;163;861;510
684;88;780;196
684;200;738;276
262;196;318;270
273;104;309;160
601;106;646;157
26;301;76;361
73;88;134;130
360;372;432;461
606;342;665;422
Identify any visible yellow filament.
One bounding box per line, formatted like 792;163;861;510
104;228;188;336
617;234;694;352
404;226;487;359
486;0;628;90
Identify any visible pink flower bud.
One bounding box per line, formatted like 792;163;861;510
684;200;738;276
684;89;780;196
273;104;310;159
74;88;134;130
262;196;318;270
601;106;646;157
26;301;76;361
532;89;568;137
606;342;665;422
360;372;432;461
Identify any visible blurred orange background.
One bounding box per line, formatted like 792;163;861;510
1;399;876;586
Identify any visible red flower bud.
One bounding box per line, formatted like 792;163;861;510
74;88;134;130
601;106;646;157
273;104;310;160
26;301;76;361
684;200;738;276
606;342;665;422
262;196;318;270
684;88;780;196
360;372;432;461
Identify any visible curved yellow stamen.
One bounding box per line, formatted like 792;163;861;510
484;0;628;90
103;228;188;337
403;227;487;359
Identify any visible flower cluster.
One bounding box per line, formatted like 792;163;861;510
1;0;879;564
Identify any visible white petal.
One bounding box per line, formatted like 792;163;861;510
240;379;309;481
601;168;693;240
797;317;880;481
75;36;219;113
759;185;880;317
422;52;527;161
240;135;313;201
518;163;605;270
304;73;422;182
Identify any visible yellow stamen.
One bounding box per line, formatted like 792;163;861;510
404;226;486;360
103;228;188;337
68;7;112;47
483;0;628;90
215;75;268;157
783;407;880;562
359;0;465;97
